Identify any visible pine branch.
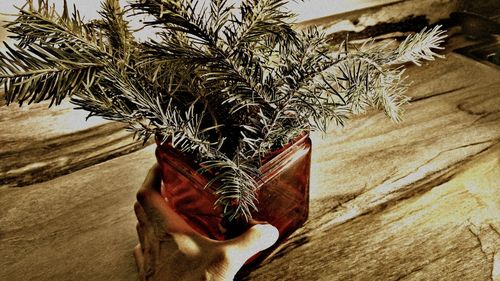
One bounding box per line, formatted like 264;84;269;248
7;0;107;51
96;0;136;65
130;0;218;46
391;26;446;66
202;156;260;221
0;0;120;106
227;0;296;50
371;68;409;121
208;0;233;39
0;42;104;106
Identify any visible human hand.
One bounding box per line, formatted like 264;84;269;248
134;164;279;281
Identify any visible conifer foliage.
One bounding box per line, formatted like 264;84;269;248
0;0;446;220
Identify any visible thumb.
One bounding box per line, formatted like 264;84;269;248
223;224;279;266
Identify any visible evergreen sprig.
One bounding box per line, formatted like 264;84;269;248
0;0;446;221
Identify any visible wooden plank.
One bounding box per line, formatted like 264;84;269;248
297;0;461;34
0;50;499;280
244;53;500;280
0;99;149;187
0;146;156;281
290;0;404;22
246;144;500;280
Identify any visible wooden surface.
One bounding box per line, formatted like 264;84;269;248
0;99;149;187
0;37;499;280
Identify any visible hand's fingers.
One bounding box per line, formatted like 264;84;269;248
134;201;148;226
136;163;199;236
134;203;147;247
133;244;146;281
223;224;279;266
137;163;162;197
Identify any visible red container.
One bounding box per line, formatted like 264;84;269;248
155;133;311;265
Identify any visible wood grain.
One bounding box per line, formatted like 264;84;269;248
0;44;499;280
0;99;149;187
243;53;500;280
245;144;500;280
0;146;156;281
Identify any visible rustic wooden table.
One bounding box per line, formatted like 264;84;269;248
1;35;499;281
